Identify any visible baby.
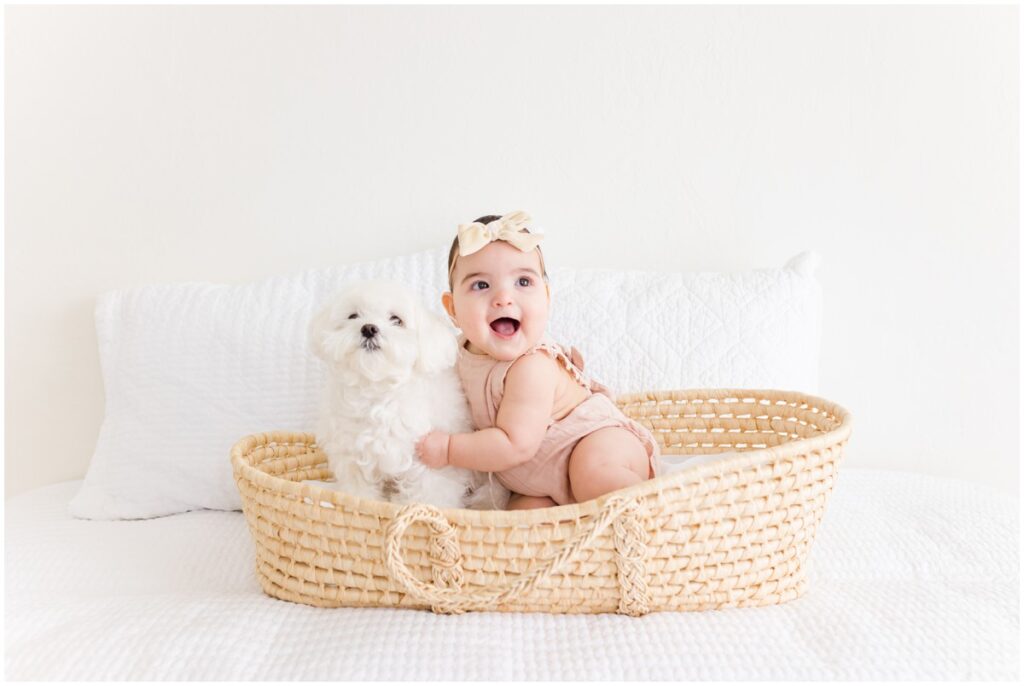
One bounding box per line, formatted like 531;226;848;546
415;210;659;510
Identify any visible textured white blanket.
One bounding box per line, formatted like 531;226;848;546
5;470;1018;680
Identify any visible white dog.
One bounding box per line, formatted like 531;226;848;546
308;279;509;510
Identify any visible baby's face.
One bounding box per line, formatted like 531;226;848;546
443;240;550;361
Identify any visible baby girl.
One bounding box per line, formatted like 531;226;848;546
415;210;660;510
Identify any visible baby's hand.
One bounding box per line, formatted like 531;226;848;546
415;430;451;469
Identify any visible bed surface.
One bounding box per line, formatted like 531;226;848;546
5;470;1019;680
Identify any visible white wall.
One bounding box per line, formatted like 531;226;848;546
5;5;1018;496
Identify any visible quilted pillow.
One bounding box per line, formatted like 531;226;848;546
69;248;822;519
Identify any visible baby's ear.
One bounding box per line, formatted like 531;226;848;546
441;291;457;325
415;306;457;374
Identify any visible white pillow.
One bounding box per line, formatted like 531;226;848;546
69;248;822;519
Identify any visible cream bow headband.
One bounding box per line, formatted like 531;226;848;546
456;210;544;257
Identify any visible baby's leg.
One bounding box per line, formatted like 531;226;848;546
568;427;651;503
507;494;558;510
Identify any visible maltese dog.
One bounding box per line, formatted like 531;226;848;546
308;278;509;510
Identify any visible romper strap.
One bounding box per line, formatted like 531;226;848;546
566;344;615;399
529;340;615;400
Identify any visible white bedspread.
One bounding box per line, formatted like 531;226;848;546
5;470;1019;680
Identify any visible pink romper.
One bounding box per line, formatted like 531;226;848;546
456;335;660;505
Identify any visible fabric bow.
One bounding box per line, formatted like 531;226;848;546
456;210;544;257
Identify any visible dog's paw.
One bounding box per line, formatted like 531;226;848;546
464;478;512;510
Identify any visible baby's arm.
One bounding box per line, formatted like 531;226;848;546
417;353;558;472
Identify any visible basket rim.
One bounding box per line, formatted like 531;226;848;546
230;387;852;526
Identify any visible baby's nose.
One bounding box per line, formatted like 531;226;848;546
360;323;379;339
492;290;514;307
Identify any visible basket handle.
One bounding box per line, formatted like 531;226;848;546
383;495;651;615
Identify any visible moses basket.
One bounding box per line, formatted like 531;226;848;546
231;388;852;616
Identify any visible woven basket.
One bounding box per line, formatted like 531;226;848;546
231;388;852;616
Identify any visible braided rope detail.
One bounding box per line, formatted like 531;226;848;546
385;503;467;614
384;495;649;615
611;500;651;616
426;509;465;614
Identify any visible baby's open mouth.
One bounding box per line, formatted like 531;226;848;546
489;317;520;337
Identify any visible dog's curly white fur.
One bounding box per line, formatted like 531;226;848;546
309;279;509;510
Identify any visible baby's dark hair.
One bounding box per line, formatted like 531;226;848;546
446;214;548;291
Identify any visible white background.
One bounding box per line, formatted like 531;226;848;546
5;4;1019;496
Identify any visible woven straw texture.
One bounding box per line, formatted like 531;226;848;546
231;389;852;615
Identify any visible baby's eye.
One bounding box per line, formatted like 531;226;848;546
517;276;532;287
470;280;489;291
347;313;358;320
389;314;403;327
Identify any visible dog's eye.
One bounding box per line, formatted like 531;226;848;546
347;313;358;320
389;315;403;327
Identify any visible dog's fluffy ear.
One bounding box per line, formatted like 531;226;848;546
415;305;457;374
308;302;333;361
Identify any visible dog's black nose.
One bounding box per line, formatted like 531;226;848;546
360;324;379;339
